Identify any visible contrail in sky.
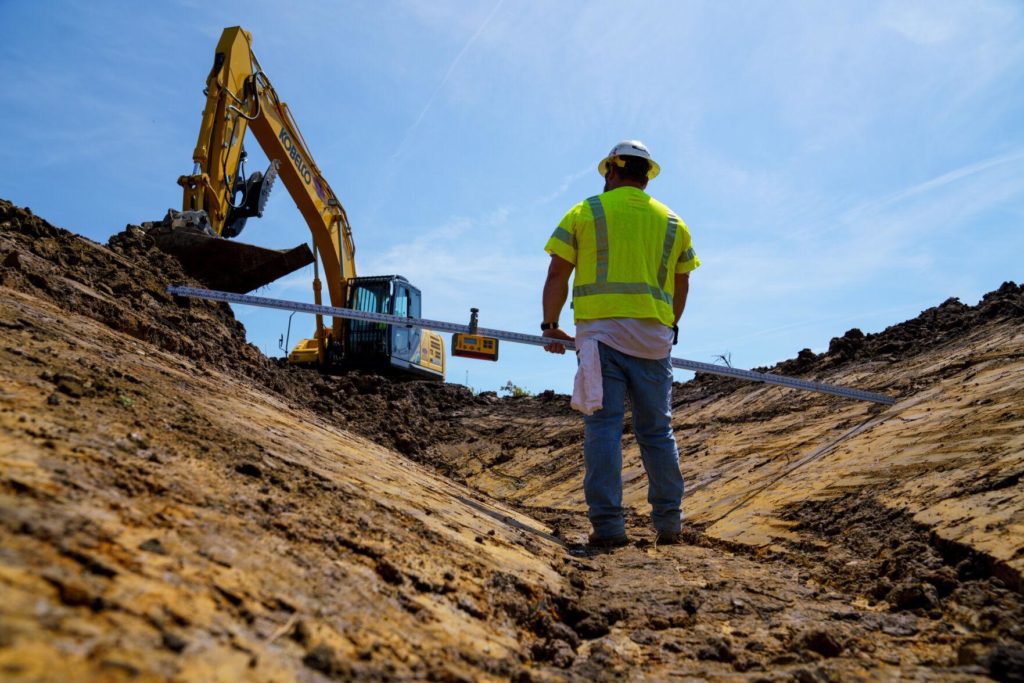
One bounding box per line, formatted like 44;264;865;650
867;147;1024;212
391;0;506;161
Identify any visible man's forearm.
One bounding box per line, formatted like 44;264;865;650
542;255;575;325
673;273;690;324
542;273;569;323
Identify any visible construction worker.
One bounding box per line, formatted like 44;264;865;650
541;140;700;548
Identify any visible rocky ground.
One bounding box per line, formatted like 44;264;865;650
1;198;1022;681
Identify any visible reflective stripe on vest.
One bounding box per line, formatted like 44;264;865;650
574;281;673;304
656;214;680;290
585;195;609;282
551;226;576;249
573;197;679;306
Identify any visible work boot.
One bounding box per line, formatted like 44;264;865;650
655;530;680;545
587;533;629;549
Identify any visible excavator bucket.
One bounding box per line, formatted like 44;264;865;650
144;210;314;293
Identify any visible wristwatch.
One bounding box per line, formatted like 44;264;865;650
540;321;559;331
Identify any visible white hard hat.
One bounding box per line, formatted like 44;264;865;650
598;139;660;180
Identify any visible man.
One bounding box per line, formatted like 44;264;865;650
541;140;700;548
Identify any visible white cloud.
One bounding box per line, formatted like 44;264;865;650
357;204;542;324
699;148;1024;304
389;0;506;162
533;165;592;206
878;2;960;45
856;149;1024;212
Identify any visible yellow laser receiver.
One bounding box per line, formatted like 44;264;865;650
451;308;499;361
452;333;499;360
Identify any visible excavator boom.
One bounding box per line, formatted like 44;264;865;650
150;27;444;380
159;27;355;308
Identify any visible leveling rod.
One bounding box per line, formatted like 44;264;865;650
167;285;896;405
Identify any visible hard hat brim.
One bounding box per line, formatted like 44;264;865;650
598;155;660;180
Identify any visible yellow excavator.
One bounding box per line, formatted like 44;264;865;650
148;26;444;380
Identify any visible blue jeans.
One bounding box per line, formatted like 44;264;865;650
583;343;683;538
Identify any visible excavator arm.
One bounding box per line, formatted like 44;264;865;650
155;27;444;379
176;26;356;346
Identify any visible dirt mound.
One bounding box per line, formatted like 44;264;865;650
0;198;587;460
269;363;479;458
775;283;1024;375
0;200;262;372
0;199;495;455
671;281;1024;405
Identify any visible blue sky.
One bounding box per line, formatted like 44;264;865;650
2;1;1022;395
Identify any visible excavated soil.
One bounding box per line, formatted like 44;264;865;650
0;200;492;459
2;198;1023;681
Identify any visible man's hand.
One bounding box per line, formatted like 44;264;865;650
542;327;574;354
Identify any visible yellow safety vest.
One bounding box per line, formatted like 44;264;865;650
545;187;699;326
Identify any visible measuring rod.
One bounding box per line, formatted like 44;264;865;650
167;285;896;405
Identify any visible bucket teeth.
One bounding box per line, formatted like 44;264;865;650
256;159;279;216
223;160;280;239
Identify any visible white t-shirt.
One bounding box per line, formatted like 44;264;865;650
576;318;673;360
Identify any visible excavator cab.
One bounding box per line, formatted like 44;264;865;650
329;276;443;379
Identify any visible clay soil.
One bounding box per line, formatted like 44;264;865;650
1;198;1023;681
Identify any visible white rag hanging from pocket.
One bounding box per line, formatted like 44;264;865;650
570;336;603;415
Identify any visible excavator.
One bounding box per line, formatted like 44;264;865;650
148;26;445;380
